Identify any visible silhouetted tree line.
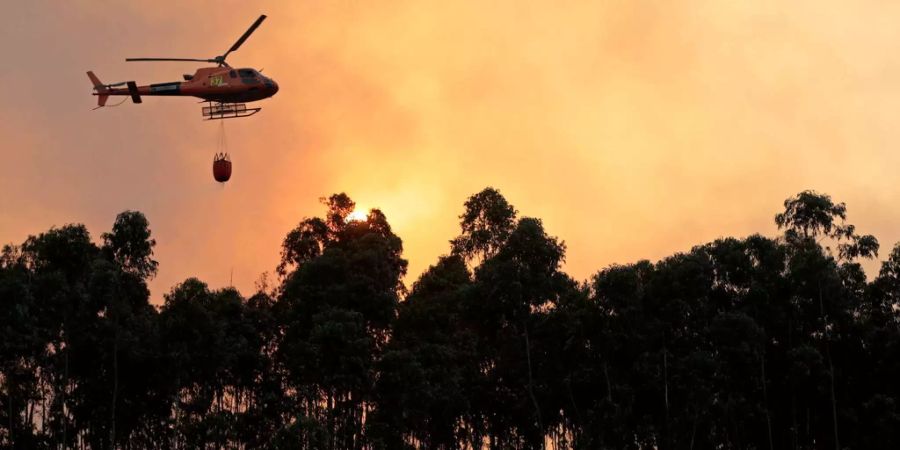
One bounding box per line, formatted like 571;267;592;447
2;188;900;449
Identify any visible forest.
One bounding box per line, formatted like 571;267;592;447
2;188;900;449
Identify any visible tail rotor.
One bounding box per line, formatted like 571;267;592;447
87;71;109;109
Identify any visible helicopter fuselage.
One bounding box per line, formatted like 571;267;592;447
98;66;279;104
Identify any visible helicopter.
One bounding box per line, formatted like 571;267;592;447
87;15;278;120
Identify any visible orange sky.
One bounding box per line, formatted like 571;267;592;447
3;1;900;303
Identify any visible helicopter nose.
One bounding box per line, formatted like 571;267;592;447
270;80;279;95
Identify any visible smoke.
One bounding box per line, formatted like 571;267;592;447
2;1;900;301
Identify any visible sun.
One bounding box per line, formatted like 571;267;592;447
346;209;368;223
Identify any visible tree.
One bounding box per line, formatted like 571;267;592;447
776;190;878;450
467;217;571;448
451;187;518;263
0;245;44;448
369;255;475;449
276;194;407;449
102;211;159;280
6;190;900;449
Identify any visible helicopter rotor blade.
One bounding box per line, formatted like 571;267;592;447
124;15;266;67
126;57;216;63
221;15;266;61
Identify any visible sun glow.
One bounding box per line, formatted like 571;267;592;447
346;209;368;223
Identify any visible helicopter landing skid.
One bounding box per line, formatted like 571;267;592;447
202;102;261;120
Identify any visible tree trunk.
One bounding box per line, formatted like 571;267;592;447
760;353;774;450
328;390;335;450
523;321;543;441
63;342;69;449
788;312;798;450
689;413;697;450
663;345;670;450
826;345;840;450
565;377;583;427
818;281;840;450
41;378;46;442
7;374;13;447
603;362;613;403
111;319;119;448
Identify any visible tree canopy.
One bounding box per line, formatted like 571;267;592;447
3;189;900;449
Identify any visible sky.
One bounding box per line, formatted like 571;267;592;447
3;1;900;303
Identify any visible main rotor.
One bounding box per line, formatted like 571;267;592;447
126;15;266;68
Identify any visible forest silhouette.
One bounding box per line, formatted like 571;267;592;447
3;188;900;449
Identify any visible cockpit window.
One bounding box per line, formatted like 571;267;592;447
238;69;256;78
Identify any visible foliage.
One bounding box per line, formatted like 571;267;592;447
3;189;900;449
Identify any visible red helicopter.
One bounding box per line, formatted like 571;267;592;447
87;15;278;120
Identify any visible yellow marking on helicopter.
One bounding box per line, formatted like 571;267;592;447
210;75;227;87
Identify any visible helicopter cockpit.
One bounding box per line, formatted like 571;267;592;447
232;68;277;92
232;68;261;84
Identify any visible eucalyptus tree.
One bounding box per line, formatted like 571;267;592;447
276;194;407;449
19;224;99;448
0;244;45;448
775;190;878;450
6;189;900;450
0;212;163;449
450;187;518;264
369;254;475;449
853;244;900;449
